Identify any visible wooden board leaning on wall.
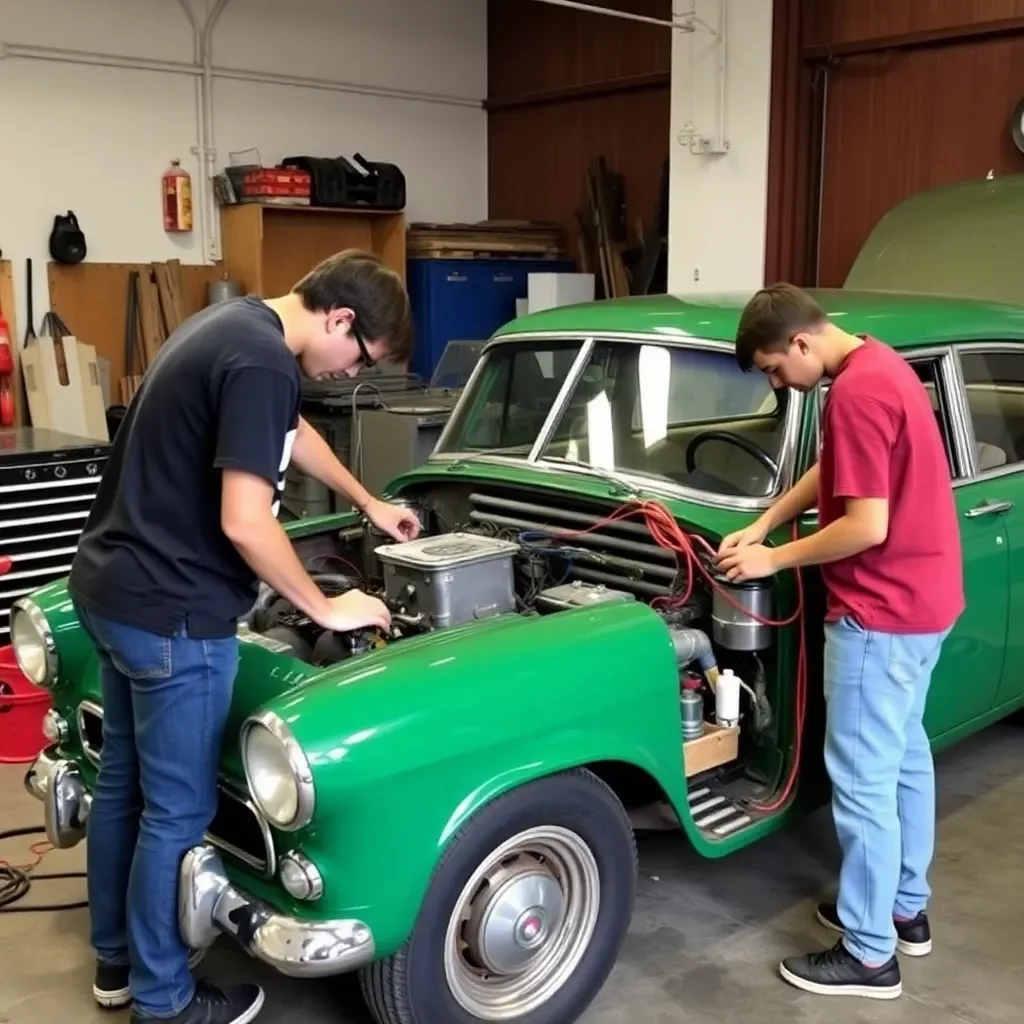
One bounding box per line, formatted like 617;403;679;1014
47;261;227;402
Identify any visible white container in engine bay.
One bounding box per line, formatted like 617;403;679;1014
715;667;742;728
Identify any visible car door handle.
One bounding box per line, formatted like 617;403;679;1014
965;500;1013;518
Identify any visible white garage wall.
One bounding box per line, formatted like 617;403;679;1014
0;0;487;326
668;0;774;294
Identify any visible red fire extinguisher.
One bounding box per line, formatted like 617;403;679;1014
0;315;14;428
163;159;193;233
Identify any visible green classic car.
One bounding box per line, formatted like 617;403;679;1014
12;284;1024;1024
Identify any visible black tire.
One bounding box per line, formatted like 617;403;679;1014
359;768;637;1024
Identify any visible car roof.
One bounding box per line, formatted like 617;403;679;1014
496;288;1024;350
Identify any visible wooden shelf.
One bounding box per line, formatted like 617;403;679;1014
219;203;406;299
683;723;740;778
254;204;405;217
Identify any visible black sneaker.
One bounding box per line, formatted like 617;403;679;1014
780;939;902;999
816;901;933;957
93;948;207;1008
129;981;264;1024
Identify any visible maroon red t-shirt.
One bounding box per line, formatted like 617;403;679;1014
817;337;964;634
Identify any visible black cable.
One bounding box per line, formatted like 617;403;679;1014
0;826;88;914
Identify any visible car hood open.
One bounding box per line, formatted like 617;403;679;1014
845;172;1024;306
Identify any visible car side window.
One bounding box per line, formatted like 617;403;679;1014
959;350;1024;474
806;354;959;520
816;356;957;480
908;357;958;480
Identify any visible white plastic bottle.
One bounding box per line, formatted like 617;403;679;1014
716;668;742;728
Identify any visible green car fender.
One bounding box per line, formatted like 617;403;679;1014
258;599;691;958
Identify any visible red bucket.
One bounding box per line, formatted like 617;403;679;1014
0;645;52;763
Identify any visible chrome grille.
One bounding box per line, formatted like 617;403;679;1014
76;701;275;877
467;488;678;599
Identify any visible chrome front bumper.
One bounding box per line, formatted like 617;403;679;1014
24;749;376;979
24;746;92;849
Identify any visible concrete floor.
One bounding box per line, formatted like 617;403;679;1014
1;724;1021;1024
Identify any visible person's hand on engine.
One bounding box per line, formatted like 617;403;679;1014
716;544;778;583
717;521;768;556
317;590;392;632
363;497;421;542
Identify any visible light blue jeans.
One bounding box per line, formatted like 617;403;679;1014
823;615;950;966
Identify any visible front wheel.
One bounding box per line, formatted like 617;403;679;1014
360;768;637;1024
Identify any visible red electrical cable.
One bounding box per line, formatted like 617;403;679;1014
541;499;808;813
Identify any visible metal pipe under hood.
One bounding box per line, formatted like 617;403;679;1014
669;626;720;688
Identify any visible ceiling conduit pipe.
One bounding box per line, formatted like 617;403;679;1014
0;42;201;76
675;0;730;156
524;0;679;29
199;0;232;263
712;0;729;154
0;43;483;107
176;0;210;266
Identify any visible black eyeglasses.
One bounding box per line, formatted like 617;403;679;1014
352;322;376;369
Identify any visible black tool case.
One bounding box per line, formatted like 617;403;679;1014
280;153;406;210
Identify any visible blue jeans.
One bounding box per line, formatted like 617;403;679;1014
76;604;238;1019
823;615;949;966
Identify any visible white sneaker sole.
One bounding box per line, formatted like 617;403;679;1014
233;988;265;1024
816;907;932;957
779;962;903;1000
93;948;208;1009
93;985;130;1009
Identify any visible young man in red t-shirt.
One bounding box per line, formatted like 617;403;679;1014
716;284;964;1000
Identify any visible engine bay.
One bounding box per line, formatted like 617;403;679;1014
244;530;647;662
238;478;814;840
245;486;789;784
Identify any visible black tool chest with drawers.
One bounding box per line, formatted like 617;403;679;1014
0;428;109;642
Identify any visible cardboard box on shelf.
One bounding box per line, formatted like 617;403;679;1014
21;332;108;442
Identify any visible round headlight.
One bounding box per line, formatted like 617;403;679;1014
11;599;58;688
241;711;315;831
279;850;324;901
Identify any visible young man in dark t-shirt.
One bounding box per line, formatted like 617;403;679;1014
68;250;420;1024
715;284;963;1001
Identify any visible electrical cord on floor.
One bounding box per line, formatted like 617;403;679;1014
0;825;88;913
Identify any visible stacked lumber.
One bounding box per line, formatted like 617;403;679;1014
120;259;189;404
579;157;630;300
573;156;669;299
407;220;564;260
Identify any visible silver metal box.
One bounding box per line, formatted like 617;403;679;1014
535;580;635;613
375;533;521;630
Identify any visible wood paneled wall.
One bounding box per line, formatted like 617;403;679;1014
763;0;821;286
487;0;672;261
805;0;1024;50
765;0;1024;286
817;32;1024;286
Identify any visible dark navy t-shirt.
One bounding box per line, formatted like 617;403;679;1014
69;297;301;638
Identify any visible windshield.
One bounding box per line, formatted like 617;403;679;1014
436;338;790;499
436;340;586;457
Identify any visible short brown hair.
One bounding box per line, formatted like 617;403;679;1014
293;249;414;364
735;283;827;371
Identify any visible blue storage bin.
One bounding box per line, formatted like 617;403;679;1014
406;257;575;382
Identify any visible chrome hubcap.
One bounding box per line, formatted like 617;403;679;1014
444;825;600;1020
473;869;564;974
